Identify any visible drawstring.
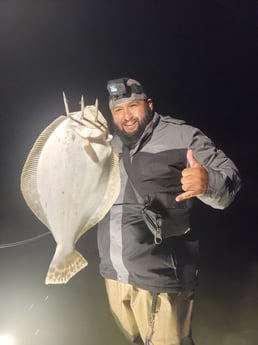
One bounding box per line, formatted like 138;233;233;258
145;292;159;345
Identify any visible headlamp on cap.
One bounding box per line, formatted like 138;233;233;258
107;78;147;108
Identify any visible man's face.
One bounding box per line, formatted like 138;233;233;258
111;99;154;137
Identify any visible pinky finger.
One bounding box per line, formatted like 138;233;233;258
175;192;194;202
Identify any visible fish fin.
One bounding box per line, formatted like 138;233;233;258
45;250;88;285
20;116;66;228
76;147;121;240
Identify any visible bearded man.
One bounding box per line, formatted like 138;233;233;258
97;77;241;345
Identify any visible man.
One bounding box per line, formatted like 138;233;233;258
97;77;241;345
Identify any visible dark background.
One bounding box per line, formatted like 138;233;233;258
0;1;257;344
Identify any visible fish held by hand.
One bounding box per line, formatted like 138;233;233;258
20;95;120;284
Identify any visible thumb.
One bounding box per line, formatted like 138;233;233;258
187;149;199;167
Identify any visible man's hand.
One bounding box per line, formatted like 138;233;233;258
175;149;208;202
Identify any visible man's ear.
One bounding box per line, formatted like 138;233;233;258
146;98;153;112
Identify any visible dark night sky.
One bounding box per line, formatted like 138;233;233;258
0;0;257;253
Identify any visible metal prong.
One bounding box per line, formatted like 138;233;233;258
63;92;70;116
95;98;99;120
80;95;85;119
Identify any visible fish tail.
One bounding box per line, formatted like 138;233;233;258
45;250;88;284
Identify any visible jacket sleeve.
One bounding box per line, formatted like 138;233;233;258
188;127;241;209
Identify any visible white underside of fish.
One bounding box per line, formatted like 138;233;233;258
21;104;120;284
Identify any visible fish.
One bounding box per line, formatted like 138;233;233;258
20;94;120;284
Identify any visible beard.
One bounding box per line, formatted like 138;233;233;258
113;108;154;148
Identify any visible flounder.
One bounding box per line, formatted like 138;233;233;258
20;94;120;284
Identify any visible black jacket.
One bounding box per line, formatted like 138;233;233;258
97;113;241;292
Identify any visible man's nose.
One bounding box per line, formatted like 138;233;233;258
123;108;133;121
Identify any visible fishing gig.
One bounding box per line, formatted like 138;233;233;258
20;94;120;284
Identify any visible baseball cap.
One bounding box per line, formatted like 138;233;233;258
107;77;147;108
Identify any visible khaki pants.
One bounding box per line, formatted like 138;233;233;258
105;279;195;345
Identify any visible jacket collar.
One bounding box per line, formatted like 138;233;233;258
129;112;160;155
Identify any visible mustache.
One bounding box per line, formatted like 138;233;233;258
122;118;138;125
